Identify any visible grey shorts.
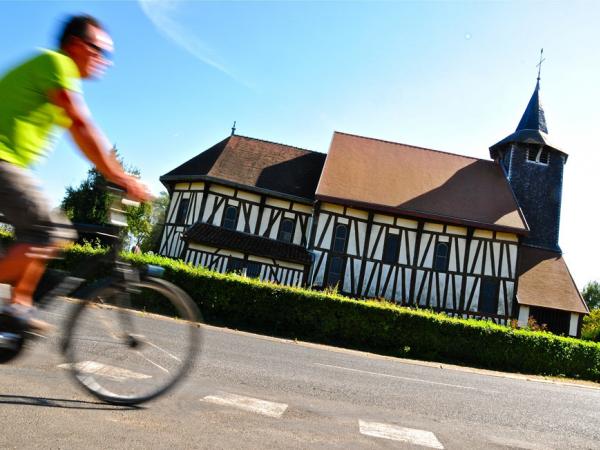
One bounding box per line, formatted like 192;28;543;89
0;160;76;246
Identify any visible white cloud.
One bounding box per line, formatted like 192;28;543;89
138;0;250;86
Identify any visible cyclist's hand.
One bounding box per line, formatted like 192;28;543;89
120;175;152;203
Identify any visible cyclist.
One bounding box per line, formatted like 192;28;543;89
0;15;150;332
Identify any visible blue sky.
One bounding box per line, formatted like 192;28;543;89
1;0;599;288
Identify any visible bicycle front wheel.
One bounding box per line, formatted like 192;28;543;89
62;277;201;405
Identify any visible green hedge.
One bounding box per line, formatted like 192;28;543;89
64;247;600;382
3;237;600;381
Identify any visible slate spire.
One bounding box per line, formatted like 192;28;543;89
489;52;567;253
490;74;563;158
515;80;548;134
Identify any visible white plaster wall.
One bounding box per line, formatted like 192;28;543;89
167;191;181;222
293;219;302;245
347;222;358;256
518;305;530;327
508;244;518;277
492;242;501;277
202;195;216;222
268;214;281;240
421;234;434;269
249;206;260;234
569;313;579;337
191;192;204;223
312;250;325;286
369;226;384;260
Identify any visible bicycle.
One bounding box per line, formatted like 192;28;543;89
0;186;202;405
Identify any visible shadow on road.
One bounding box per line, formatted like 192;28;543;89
0;394;141;411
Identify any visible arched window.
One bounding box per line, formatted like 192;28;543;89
222;205;238;230
478;278;500;315
332;224;348;253
246;261;262;278
327;256;344;288
382;234;400;264
226;258;244;274
433;242;449;272
327;224;348;290
277;219;295;243
175;198;190;224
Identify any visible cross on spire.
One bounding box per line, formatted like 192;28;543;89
231;121;237;136
536;48;545;81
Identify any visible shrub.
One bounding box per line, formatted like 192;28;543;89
51;246;600;382
582;309;600;342
2;240;599;382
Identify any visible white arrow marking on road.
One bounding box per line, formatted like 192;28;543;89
359;420;444;448
58;361;151;381
202;393;288;418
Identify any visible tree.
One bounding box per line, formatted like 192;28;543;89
61;167;111;225
139;191;169;252
61;149;151;249
124;201;152;249
582;281;600;310
582;309;600;341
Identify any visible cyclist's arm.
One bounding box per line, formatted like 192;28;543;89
48;88;149;201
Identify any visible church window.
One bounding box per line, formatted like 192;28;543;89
175;198;190;224
526;146;549;165
382;234;400;264
478;278;500;315
246;261;262;278
222;205;238;230
332;224;348;253
327;255;344;288
433;242;449;272
226;258;245;274
277;219;295;243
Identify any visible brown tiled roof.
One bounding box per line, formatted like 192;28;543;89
182;222;312;265
316;132;528;233
516;246;588;314
161;135;326;201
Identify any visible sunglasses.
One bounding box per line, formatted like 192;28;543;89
83;40;112;60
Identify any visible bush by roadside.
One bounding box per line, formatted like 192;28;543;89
582;309;600;342
78;247;600;382
2;237;599;382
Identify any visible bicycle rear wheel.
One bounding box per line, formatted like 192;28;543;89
62;277;201;405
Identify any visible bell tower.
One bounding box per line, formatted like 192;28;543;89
489;57;567;252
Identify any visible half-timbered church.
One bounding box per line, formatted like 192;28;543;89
159;76;588;337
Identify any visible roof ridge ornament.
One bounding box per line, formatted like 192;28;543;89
536;48;545;82
231;121;237;136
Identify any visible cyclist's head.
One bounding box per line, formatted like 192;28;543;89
58;14;113;79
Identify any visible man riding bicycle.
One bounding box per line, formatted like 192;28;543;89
0;15;150;331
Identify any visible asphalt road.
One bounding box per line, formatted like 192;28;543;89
1;298;599;449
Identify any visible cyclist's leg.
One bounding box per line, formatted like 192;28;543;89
0;161;75;310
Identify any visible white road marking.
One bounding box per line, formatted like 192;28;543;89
315;363;497;392
142;338;182;362
25;331;47;339
58;361;151;381
202;393;288;418
359;420;444;449
135;350;169;374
